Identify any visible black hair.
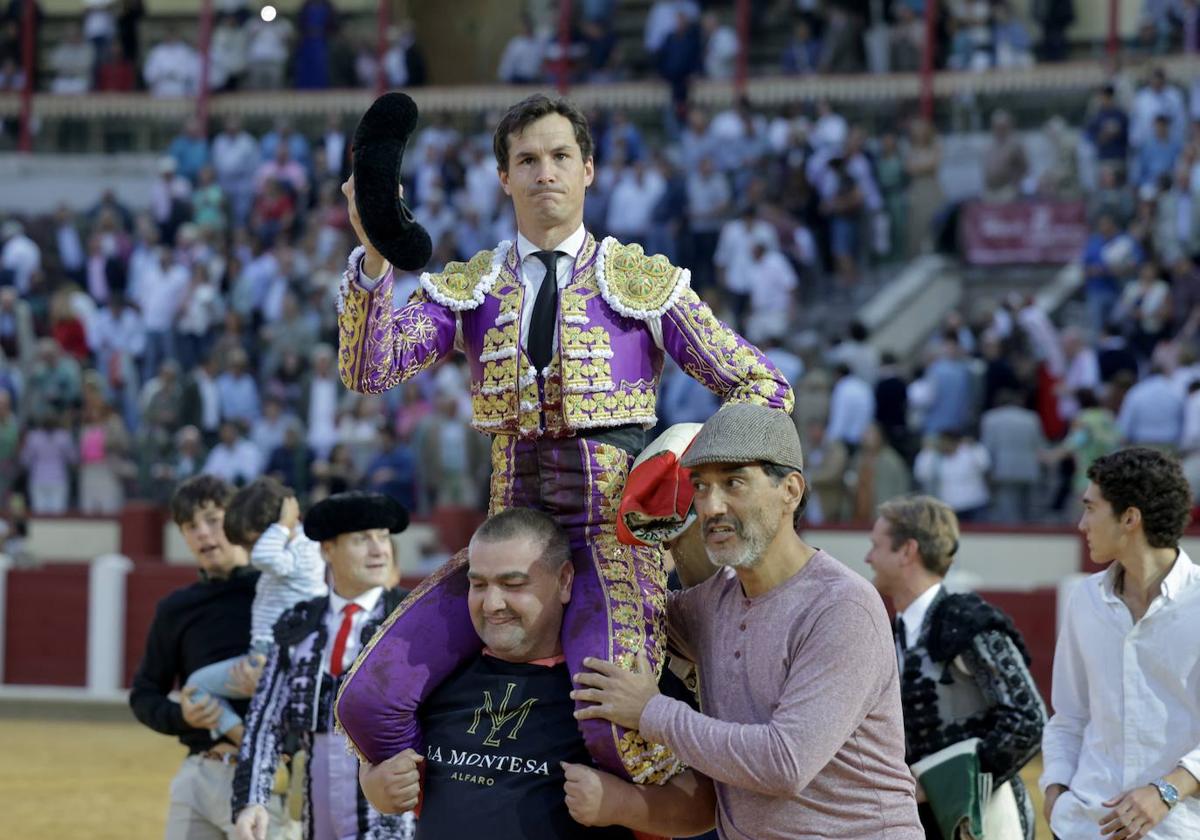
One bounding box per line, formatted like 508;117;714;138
223;476;293;549
171;474;235;527
472;507;572;570
1087;448;1192;548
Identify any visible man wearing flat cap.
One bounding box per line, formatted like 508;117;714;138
574;403;924;839
335;93;793;783
233;491;415;840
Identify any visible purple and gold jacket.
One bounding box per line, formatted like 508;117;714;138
337;233;794;430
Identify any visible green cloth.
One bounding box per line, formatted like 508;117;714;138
1068;408;1119;493
0;415;18;462
911;738;992;840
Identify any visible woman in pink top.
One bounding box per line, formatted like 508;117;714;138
78;380;130;515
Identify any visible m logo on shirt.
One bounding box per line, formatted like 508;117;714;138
467;682;537;747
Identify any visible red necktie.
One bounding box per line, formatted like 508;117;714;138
329;603;362;678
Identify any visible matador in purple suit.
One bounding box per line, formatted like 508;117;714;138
334;94;793;787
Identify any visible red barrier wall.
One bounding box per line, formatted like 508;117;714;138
5;564;89;685
979;588;1058;709
123;564;200;687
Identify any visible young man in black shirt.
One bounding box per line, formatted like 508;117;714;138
129;474;286;840
357;508;716;839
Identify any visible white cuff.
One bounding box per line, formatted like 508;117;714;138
357;263;386;291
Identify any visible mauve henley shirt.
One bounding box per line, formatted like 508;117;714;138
639;550;924;840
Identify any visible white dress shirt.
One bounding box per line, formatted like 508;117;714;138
56;224;84;272
895;582;942;660
143;42;201;97
704;24;739;80
1183;390;1200;454
826;374;876;446
713;218;778;294
325;586;384;676
496;33;546;82
1;234;41;295
513;225;585;356
87;307;146;358
914;443;991;512
212;130;261;183
137;262;190;332
1041;553;1200;840
1118;375;1185;446
202;439;263;485
605;169;666;239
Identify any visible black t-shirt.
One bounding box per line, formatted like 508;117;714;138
416;654;634;840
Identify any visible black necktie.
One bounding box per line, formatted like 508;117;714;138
893;616;907;650
528;250;564;371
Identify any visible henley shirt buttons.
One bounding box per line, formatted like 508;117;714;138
734;651;741;659
739;623;747;631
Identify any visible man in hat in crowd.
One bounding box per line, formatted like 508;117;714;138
130;475;288;840
233;491;415;840
865;495;1046;839
572;403;924;838
334;93;793;783
358;507;717;839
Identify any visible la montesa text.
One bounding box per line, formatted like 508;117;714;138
428;745;551;778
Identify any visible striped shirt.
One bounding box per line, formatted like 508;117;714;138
249;523;328;645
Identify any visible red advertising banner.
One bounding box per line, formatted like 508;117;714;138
960;200;1089;265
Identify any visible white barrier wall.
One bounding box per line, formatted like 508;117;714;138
86;555;134;697
26;519;121;563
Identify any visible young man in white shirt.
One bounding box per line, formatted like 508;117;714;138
1042;447;1200;840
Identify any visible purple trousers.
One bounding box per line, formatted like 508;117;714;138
335;435;680;783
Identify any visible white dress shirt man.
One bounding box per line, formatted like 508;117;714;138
743;240;798;345
826;365;876;448
1117;371;1185;448
1;222;41;295
143;36;202;97
713;211;778;299
1043;447;1200;840
1131;71;1188;150
605;163;666;243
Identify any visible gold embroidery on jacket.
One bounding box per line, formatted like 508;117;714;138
667;286;795;413
337;284;370;391
584;442;681;784
424;248;497;308
602;241;683;315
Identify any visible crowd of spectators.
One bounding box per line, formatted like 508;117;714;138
0;88;954;533
778;62;1200;528
2;24;1200;543
7;0;1200;100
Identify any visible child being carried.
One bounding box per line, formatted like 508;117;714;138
184;477;328;739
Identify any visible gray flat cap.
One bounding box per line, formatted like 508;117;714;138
680;403;803;473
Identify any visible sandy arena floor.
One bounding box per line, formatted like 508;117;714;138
0;716;1052;839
